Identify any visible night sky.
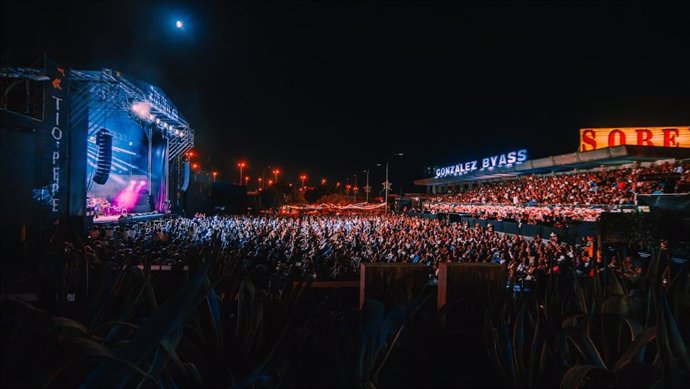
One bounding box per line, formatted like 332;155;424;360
2;1;689;192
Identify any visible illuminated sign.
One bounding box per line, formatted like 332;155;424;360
435;149;527;178
579;126;690;152
44;61;69;216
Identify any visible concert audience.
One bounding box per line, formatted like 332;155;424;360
79;164;685;285
85;214;599;285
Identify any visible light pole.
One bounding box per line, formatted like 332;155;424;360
300;174;307;190
212;171;218;182
237;162;246;184
272;169;280;183
364;163;382;203
353;174;358;201
383;153;404;213
261;165;272;187
363;170;370;202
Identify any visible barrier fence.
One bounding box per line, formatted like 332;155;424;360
409;212;599;243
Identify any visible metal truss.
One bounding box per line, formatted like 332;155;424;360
0;67;50;81
1;66;195;163
69;69;195;162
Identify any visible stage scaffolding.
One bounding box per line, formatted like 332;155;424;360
1;66;195;163
69;68;194;162
2;64;195;216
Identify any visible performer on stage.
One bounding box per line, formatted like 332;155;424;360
93;201;101;219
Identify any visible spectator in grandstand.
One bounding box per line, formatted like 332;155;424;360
423;161;689;221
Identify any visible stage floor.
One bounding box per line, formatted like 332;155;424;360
93;212;164;224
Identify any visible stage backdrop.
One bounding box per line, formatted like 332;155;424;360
86;107;152;212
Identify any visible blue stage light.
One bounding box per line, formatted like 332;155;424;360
176;20;183;29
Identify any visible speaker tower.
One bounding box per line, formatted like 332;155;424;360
92;129;113;185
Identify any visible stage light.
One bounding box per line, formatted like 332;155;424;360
128;141;133;146
155;118;161;124
130;180;136;185
176;20;183;29
175;129;181;136
139;180;146;185
131;101;151;120
148;114;155;121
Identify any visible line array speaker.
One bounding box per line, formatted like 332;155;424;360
181;159;191;192
92;128;112;185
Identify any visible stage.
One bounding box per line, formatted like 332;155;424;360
92;211;164;224
0;62;195;242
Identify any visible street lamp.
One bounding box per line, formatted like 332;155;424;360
362;164;383;203
353;174;358;201
258;177;263;189
237;162;247;184
383;153;404;213
245;176;250;187
321;178;327;186
300;174;307;190
261;165;272;186
272;169;280;183
363;164;382;203
212;171;218;182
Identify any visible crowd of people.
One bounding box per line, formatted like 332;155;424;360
75;163;689;288
423;204;604;223
84;214;642;287
423;161;689;222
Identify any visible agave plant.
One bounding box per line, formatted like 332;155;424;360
278;282;434;389
1;223;316;388
484;247;690;388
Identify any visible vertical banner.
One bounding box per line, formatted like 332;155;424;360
43;59;70;218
